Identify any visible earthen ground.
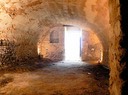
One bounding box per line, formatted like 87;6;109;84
0;61;109;95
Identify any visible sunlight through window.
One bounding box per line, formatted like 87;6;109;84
64;26;82;61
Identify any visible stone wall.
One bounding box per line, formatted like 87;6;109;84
109;0;124;95
0;39;16;66
82;30;103;62
38;26;64;61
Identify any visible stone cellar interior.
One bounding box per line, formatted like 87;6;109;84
0;0;128;95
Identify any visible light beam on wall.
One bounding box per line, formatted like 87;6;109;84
64;26;82;61
100;49;103;63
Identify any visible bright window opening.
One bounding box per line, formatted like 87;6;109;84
64;26;82;61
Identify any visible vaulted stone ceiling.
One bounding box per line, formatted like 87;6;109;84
0;0;109;33
0;0;109;59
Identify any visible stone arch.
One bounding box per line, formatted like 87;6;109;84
59;20;109;66
38;20;109;66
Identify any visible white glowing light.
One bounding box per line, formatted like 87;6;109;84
100;49;103;63
64;27;82;61
37;44;40;55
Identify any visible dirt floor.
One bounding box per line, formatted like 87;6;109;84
0;61;109;95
